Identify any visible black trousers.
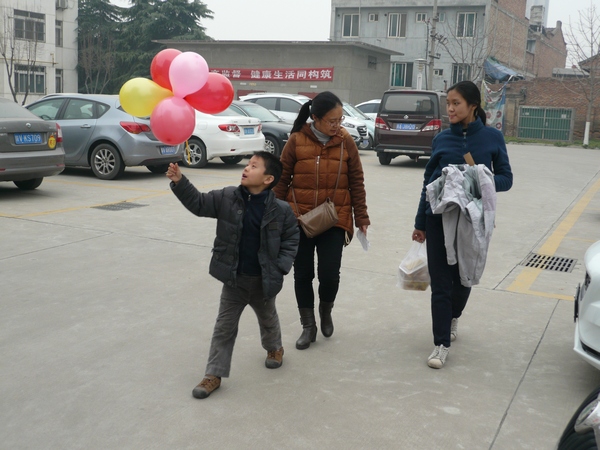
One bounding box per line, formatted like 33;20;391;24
426;214;471;347
293;226;346;309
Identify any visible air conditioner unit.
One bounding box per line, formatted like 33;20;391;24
368;13;379;22
56;0;68;10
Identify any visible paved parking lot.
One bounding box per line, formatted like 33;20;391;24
2;144;600;449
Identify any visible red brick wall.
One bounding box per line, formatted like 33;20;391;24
488;4;529;72
491;78;600;141
526;25;567;77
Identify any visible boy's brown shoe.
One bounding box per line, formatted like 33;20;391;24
265;347;284;369
192;375;221;399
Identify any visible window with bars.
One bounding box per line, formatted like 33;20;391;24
391;62;413;87
14;9;45;42
15;65;46;94
55;69;63;93
388;13;407;38
342;14;359;37
56;20;63;47
452;64;472;84
456;12;476;38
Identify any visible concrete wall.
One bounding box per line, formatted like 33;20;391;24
160;41;397;105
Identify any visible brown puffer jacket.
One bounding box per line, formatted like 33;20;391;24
273;123;370;240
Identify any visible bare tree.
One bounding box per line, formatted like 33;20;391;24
78;28;115;94
436;9;497;83
0;12;40;104
563;3;599;146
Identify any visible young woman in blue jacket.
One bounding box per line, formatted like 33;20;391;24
412;80;513;369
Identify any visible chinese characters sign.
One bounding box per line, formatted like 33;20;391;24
210;68;334;82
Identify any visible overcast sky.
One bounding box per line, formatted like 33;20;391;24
111;0;593;41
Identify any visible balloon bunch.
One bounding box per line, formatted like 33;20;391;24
119;49;234;145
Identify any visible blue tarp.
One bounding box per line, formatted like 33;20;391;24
484;58;523;82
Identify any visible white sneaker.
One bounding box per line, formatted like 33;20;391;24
428;345;449;369
450;318;458;342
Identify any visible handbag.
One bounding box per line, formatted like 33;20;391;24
291;143;344;238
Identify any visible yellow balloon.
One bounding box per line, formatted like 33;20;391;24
119;77;173;117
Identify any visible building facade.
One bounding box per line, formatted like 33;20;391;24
0;0;78;102
157;40;402;105
329;0;566;91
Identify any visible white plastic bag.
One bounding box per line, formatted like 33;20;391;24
398;242;430;291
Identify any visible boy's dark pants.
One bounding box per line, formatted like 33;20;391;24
205;275;282;378
426;214;471;348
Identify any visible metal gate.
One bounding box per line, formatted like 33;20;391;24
518;107;574;141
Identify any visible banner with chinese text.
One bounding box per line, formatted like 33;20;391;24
210;68;334;82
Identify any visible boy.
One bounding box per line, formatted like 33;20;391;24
167;152;299;399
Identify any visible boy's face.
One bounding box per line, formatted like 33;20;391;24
241;155;274;193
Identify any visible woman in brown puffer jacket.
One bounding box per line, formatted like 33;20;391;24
273;91;370;350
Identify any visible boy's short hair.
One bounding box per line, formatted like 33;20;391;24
254;151;282;189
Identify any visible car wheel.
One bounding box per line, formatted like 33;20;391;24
264;136;280;157
90;143;125;180
14;178;43;190
146;164;170;174
557;385;600;449
182;138;208;168
220;156;244;165
378;153;393;165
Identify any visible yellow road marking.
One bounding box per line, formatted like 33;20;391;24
507;177;600;300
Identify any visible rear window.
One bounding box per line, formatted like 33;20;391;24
0;99;41;119
381;94;437;114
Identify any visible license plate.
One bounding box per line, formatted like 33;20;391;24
15;133;42;145
244;128;254;135
396;123;416;130
160;146;177;155
396;123;417;130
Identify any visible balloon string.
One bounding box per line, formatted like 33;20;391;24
185;140;190;165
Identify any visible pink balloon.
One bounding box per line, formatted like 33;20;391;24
150;97;196;145
169;52;209;98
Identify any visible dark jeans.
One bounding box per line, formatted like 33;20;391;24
293;226;346;309
205;275;281;378
426;214;471;347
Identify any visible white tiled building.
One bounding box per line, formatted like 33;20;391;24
0;0;78;102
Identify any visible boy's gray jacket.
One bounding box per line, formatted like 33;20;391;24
171;176;299;298
426;164;496;287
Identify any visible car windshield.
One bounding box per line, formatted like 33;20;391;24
344;103;371;120
1;100;40;119
382;95;436;114
236;103;281;122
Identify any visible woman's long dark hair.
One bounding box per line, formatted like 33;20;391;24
291;91;343;133
447;81;487;125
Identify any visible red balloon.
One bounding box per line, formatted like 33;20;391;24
185;72;234;114
150;97;195;145
150;48;181;91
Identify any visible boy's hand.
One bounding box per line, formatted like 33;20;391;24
167;163;182;184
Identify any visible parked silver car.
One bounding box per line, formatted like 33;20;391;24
26;94;183;180
574;240;600;371
0;98;65;190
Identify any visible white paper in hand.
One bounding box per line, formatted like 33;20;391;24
356;229;370;251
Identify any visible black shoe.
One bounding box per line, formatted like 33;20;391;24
319;302;334;338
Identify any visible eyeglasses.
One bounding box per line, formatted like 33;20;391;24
319;115;345;127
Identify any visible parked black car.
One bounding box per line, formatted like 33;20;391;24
374;89;449;165
218;101;291;157
0;98;65;190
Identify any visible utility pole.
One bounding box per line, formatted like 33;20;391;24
427;0;438;90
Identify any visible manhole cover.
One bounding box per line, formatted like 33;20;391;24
93;202;147;211
520;253;576;273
